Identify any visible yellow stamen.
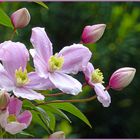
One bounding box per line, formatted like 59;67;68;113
7;114;17;123
91;68;104;83
15;67;29;86
48;53;64;72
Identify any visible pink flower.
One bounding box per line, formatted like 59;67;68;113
11;8;30;29
0;97;32;135
109;67;136;91
83;62;111;107
81;24;106;44
0;41;49;100
30;27;92;95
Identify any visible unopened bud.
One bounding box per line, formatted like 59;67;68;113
0;91;10;110
49;131;65;139
109;67;136;91
11;8;30;29
81;24;106;44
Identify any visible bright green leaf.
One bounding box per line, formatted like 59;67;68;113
46;111;56;131
31;110;52;134
0;8;13;28
19;131;34;137
40;104;71;123
34;2;48;10
50;103;92;128
35;107;50;126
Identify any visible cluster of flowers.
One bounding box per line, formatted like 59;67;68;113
0;8;136;136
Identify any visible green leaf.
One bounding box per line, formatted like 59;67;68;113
31;110;52;134
40;104;71;123
46;111;56;131
0;8;14;28
34;2;48;10
35;107;50;126
50;103;92;128
19;131;34;137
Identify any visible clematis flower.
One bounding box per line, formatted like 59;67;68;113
0;97;32;135
83;62;111;107
30;27;92;95
0;41;48;100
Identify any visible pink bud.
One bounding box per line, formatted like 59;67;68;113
49;131;65;139
11;8;30;29
81;24;106;44
0;91;10;110
109;67;136;91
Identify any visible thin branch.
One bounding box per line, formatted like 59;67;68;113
36;95;97;106
10;28;16;40
44;92;64;97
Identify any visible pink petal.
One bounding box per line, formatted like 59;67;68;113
0;41;29;78
26;72;55;90
30;27;53;62
30;49;48;78
83;62;94;83
0;109;9;128
13;87;45;100
8;97;22;116
17;110;32;127
0;64;15;91
5;122;27;135
49;72;82;95
58;44;92;74
94;83;111;107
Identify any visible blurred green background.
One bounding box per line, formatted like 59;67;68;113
0;2;140;138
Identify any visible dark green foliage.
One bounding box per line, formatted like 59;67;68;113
0;2;140;138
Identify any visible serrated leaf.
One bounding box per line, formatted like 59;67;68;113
46;111;56;131
34;2;48;10
50;103;92;128
0;8;13;28
40;104;71;123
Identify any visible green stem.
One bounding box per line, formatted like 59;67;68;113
0;127;5;138
36;95;97;106
44;92;64;97
10;28;16;40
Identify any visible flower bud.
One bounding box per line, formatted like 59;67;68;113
81;24;106;44
109;67;136;91
49;131;65;139
0;91;10;110
11;8;30;29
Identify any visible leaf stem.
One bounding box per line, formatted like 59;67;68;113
44;92;64;97
10;28;16;40
36;95;97;106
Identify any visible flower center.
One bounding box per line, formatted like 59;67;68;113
91;68;104;83
15;67;29;86
48;53;64;72
7;114;17;123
